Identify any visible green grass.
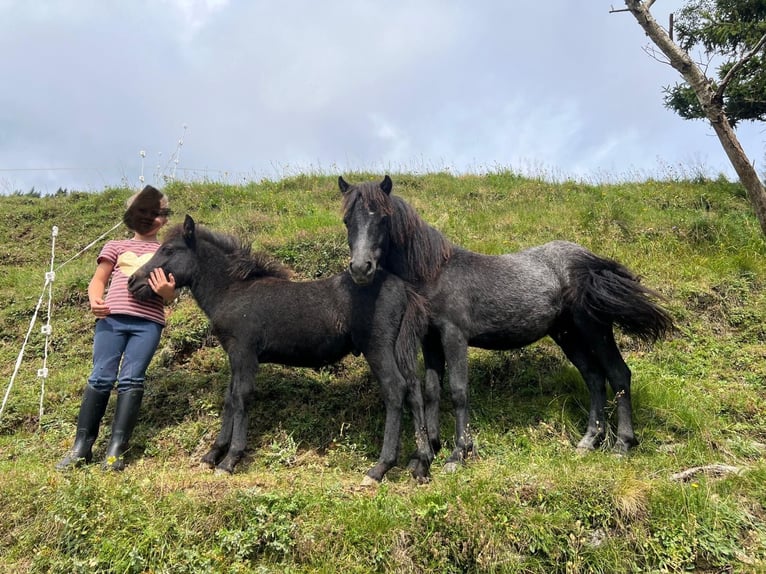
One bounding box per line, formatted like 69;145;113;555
1;172;765;572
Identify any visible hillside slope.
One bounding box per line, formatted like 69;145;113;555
1;173;764;573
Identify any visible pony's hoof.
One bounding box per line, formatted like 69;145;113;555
360;475;380;488
443;461;460;474
214;467;233;477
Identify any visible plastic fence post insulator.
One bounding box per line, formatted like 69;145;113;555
45;271;56;283
41;325;52;336
37;368;49;379
51;226;59;237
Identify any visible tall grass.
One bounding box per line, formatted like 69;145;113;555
1;173;765;572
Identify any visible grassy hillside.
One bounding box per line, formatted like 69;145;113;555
1;172;765;573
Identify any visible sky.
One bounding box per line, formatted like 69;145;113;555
0;0;764;195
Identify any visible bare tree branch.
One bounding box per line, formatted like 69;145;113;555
642;44;672;66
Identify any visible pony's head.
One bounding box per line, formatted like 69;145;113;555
339;175;394;285
128;214;200;300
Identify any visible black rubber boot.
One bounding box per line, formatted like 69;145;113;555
56;386;111;470
102;389;144;471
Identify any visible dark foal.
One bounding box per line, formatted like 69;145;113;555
129;215;431;484
339;175;673;471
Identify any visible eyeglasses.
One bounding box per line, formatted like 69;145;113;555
136;208;172;218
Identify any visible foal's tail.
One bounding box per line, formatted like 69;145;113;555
564;251;674;342
395;285;429;379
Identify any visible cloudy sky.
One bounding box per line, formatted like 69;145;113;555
0;0;763;194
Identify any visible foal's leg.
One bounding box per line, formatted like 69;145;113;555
363;349;434;484
440;325;473;472
551;324;609;451
204;353;259;474
422;331;445;455
403;368;434;483
362;355;405;484
201;380;236;468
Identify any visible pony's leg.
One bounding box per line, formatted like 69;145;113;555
551;325;609;451
591;331;636;453
212;355;259;474
440;326;473;471
422;331;445;455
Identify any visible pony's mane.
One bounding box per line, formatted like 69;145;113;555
342;183;453;282
166;224;292;281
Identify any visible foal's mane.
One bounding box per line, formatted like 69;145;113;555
342;183;453;282
167;224;292;281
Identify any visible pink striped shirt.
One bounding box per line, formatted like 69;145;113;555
98;239;166;326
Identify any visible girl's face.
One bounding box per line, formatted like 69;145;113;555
135;206;170;235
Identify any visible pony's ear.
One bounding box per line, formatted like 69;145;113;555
381;175;392;195
183;214;196;246
338;176;350;194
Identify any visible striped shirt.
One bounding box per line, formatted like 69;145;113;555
99;239;166;326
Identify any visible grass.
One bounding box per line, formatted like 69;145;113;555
1;172;765;572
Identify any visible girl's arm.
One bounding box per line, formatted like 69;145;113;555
88;261;114;318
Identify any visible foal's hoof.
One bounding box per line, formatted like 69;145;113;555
214;467;233;477
200;454;218;469
360;475;381;488
576;435;599;453
443;461;460;474
406;458;431;481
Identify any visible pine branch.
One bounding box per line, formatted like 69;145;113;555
715;31;766;101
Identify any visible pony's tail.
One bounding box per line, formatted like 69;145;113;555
564;251;673;342
395;285;429;380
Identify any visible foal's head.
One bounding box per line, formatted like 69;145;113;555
129;214;291;300
339;175;394;285
128;214;201;300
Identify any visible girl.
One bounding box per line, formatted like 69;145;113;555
57;185;176;471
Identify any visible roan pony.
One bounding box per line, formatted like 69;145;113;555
129;215;431;484
339;175;673;471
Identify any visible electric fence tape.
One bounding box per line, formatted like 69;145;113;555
0;220;123;426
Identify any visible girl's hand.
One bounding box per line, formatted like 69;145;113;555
148;268;176;303
90;297;110;318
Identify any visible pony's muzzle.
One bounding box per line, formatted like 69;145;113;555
348;259;375;285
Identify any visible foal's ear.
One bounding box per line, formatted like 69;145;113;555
338;176;350;194
183;214;196;245
381;175;392;195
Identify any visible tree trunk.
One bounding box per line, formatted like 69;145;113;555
624;0;766;237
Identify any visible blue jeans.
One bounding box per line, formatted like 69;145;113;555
87;315;164;394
